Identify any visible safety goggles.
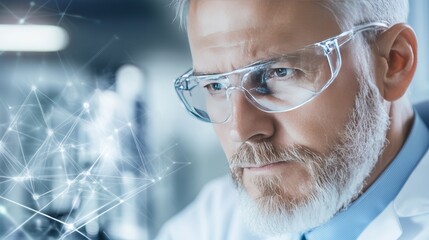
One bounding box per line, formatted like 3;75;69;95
174;22;388;123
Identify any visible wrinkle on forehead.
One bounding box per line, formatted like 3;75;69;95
193;28;293;50
188;0;339;73
189;0;295;38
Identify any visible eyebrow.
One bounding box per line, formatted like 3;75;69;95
193;68;227;76
192;49;301;77
193;70;211;76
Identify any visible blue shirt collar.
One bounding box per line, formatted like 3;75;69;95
303;112;429;240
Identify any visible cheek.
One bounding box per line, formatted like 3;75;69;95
272;68;360;154
315;72;359;132
309;67;360;148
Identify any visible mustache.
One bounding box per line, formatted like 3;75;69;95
229;142;324;169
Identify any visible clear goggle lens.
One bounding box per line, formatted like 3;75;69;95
176;42;340;123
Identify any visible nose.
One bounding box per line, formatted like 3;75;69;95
227;90;275;143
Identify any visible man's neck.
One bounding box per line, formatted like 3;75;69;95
363;96;414;192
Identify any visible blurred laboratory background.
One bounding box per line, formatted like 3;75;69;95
0;0;427;239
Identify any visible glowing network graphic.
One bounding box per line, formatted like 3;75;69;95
0;84;188;239
0;1;190;239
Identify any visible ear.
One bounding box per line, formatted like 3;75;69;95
374;23;418;101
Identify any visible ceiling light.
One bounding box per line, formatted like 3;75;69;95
0;24;69;52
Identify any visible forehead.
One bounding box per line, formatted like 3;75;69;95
188;0;341;73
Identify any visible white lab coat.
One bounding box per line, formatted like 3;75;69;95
157;102;429;240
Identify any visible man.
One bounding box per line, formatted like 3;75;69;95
157;0;429;239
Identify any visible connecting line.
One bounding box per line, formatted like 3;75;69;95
0;168;91;239
59;228;91;240
53;89;99;150
35;89;72;113
59;148;70;180
0;195;88;239
85;146;108;174
128;127;150;177
16;128;28;166
33;89;50;130
63;164;157;232
57;108;85;148
0;2;20;20
1;208;34;240
71;161;190;232
22;1;34;21
44;146;129;228
56;52;72;88
27;0;52;19
57;168;107;235
159;161;191;181
71;180;154;233
19;131;50;169
57;0;73;25
9;128;46;142
1;181;20;201
1;91;33;143
149;143;192;177
70;180;138;228
76;36;118;74
0;143;26;174
20;0;52;22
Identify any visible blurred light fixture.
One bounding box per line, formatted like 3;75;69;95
0;24;69;52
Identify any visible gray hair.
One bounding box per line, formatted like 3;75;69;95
172;0;409;31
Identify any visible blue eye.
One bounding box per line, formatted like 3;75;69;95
204;82;227;95
210;83;223;91
273;68;291;77
245;67;296;95
266;68;295;79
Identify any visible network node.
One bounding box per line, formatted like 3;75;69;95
47;129;54;136
0;205;7;215
83;102;90;109
32;194;40;201
67;179;74;186
65;223;75;232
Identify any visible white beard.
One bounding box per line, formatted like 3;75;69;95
233;63;390;236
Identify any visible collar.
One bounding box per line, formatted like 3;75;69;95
304;112;429;240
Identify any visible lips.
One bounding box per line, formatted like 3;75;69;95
243;162;289;171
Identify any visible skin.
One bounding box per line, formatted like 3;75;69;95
188;0;417;203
